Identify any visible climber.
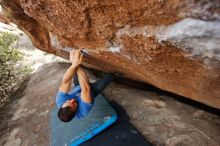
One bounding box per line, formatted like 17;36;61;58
56;49;115;122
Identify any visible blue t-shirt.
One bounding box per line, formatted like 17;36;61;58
56;85;94;119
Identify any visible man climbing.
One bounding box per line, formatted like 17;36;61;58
56;49;115;122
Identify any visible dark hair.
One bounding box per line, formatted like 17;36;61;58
58;106;76;122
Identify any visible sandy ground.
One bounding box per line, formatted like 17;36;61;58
0;62;219;146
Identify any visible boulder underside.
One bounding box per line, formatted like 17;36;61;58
1;0;220;109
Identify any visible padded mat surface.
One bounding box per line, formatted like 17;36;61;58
50;94;117;146
81;101;152;146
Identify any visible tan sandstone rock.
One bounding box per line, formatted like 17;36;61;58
0;0;220;109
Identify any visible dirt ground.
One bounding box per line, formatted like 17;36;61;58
0;62;219;146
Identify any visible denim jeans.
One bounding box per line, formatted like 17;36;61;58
73;73;114;97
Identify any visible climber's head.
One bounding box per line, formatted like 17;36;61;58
58;99;78;122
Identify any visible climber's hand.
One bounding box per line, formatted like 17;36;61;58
70;49;83;67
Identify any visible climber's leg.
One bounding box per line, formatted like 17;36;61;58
90;73;115;97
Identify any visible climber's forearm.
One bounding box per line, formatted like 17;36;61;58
77;66;90;91
62;65;77;84
59;65;77;93
77;66;92;103
59;49;83;93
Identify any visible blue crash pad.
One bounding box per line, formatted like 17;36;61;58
50;94;117;146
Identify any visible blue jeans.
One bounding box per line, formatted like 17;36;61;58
73;74;114;97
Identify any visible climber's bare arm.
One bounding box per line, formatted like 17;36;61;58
59;65;77;93
59;49;83;93
77;66;92;103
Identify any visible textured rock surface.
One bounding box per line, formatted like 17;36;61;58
0;0;220;108
0;63;219;146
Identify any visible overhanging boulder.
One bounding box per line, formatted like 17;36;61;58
1;0;220;109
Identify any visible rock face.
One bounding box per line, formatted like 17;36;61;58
1;0;220;109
